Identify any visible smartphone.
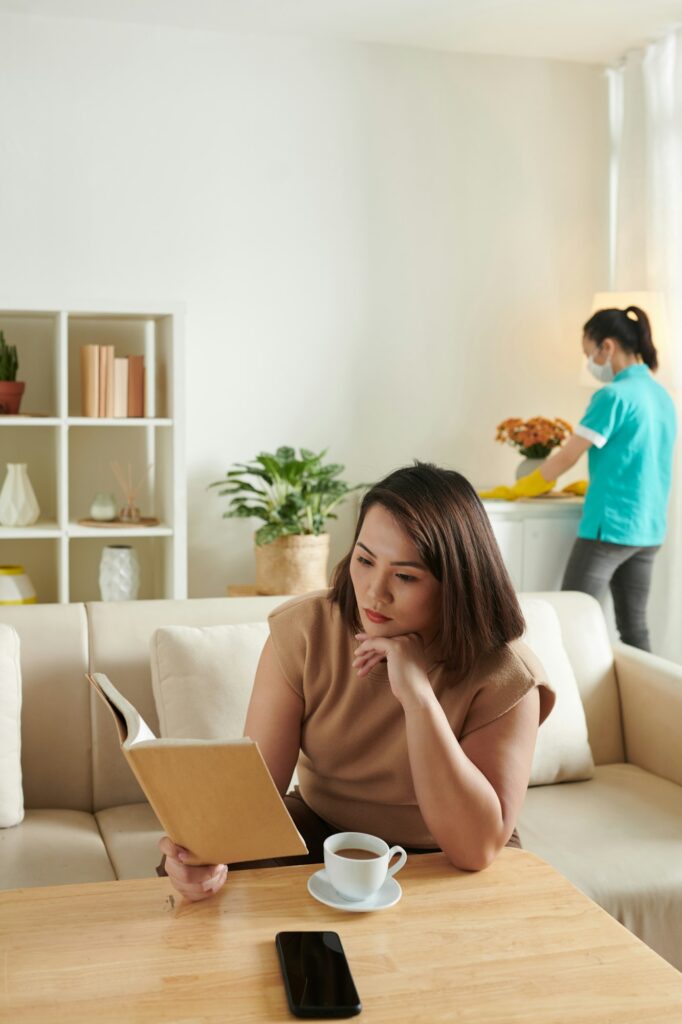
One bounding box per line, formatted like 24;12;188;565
275;931;362;1018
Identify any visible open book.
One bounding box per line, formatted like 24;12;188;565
87;673;307;866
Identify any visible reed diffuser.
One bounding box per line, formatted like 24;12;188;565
111;461;153;524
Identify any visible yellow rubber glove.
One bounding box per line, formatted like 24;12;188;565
479;469;556;501
560;480;589;496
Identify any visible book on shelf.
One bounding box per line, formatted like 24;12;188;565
80;345;100;417
87;672;307;866
127;354;145;418
96;344;114;417
81;347;146;418
113;357;129;418
104;346;115;418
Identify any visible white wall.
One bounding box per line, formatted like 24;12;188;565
0;13;609;596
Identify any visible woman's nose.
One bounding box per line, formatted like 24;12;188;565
367;573;391;603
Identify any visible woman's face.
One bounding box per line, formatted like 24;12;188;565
349;503;442;646
582;333;613;364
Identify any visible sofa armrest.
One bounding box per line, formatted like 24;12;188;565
614;641;682;787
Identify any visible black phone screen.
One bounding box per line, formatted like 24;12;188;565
275;931;362;1018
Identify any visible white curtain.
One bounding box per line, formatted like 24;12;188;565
610;33;682;661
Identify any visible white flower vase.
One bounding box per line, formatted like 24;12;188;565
0;463;40;527
515;457;546;481
99;545;140;601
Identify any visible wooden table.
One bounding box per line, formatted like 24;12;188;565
3;851;682;1023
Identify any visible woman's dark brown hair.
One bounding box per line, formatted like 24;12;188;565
329;462;525;682
583;305;658;371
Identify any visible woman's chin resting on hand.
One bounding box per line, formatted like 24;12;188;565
158;835;228;902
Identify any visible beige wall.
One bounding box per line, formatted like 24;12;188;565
0;13;609;595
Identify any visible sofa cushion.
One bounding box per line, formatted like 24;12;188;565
0;624;23;827
96;803;164;881
518;763;682;971
0;602;92;813
0;809;116;890
520;598;595;785
150;622;270;739
529;591;624;765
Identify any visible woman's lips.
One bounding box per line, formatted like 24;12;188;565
364;608;392;624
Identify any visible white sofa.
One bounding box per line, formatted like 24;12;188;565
1;592;681;971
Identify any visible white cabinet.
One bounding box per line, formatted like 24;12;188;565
482;499;583;592
0;302;186;603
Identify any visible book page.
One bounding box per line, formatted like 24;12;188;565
89;673;156;747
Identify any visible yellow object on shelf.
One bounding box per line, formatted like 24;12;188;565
0;565;37;605
560;480;589;496
479;469;556;502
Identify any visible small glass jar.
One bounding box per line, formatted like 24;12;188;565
89;492;118;521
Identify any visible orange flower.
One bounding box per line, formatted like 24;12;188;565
494;416;573;457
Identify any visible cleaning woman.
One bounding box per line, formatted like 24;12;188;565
481;306;677;651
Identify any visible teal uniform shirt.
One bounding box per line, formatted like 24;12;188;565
575;364;677;545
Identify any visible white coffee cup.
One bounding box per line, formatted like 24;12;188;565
323;831;407;902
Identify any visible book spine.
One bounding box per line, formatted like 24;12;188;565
80;345;100;417
127;355;145;418
98;344;106;417
113;357;129;418
105;346;115;418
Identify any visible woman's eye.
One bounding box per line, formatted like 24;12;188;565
396;573;417;583
356;555;373;566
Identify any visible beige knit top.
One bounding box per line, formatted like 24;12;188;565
268;590;555;848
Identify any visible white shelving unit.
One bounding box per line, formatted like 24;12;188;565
0;302;186;603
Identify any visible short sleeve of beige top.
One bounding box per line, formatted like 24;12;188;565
268;590;555;848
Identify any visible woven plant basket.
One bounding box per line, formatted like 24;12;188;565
255;533;330;595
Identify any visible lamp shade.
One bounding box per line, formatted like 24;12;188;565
579;291;672;389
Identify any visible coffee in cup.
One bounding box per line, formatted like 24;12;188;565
323;832;407;902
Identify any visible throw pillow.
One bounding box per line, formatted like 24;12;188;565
0;624;24;827
520;597;595;786
150;622;270;740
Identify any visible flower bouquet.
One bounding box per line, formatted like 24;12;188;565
495;417;573;459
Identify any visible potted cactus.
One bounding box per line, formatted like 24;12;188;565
0;332;24;415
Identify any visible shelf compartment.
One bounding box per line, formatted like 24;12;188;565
0;537;60;604
0;426;60;524
68;536;170;603
68;425;160;526
0;312;60;418
68;313;173;419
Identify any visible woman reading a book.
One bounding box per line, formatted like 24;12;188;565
159;462;555;900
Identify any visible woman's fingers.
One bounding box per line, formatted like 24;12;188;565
354;651;386;676
158;835;191;862
157;835;228;901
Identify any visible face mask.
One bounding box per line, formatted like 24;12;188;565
586;353;614;383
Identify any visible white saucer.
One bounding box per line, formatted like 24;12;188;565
307;868;402;912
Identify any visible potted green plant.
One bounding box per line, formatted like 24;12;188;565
0;332;24;415
210;446;362;595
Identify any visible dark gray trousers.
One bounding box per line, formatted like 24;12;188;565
561;538;660;651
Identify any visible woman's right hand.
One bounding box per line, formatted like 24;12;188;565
158;836;228;902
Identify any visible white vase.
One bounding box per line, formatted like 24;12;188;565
0;463;40;527
515;457;546;481
99;545;140;601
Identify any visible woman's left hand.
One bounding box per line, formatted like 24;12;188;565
353;632;433;708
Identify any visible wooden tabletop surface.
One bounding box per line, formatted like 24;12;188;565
2;850;681;1023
